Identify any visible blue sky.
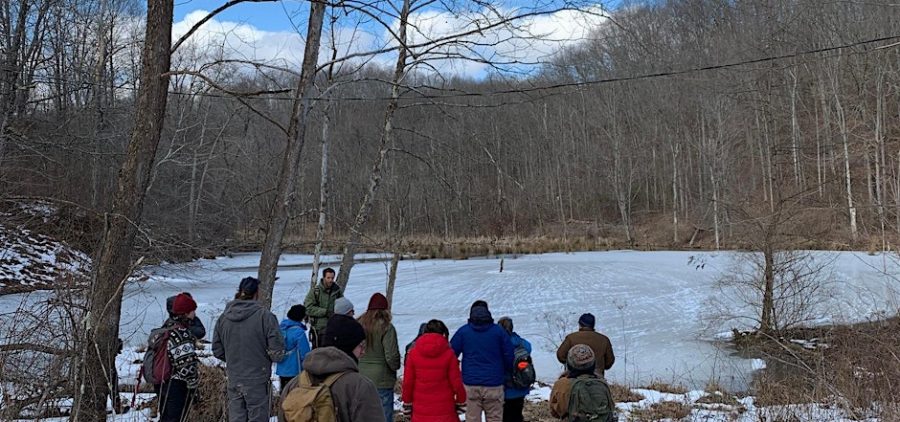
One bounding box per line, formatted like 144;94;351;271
174;0;307;32
170;0;610;77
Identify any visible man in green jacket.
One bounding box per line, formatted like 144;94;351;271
304;267;343;348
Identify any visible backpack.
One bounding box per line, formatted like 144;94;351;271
141;326;173;385
509;342;536;389
281;370;347;422
568;375;616;422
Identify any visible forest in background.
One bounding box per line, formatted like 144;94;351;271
4;0;900;259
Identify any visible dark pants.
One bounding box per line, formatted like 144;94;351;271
159;379;193;422
279;376;295;391
503;397;524;422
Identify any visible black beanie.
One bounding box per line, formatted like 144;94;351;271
287;304;306;322
323;315;366;359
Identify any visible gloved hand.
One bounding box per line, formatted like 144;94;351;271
455;403;466;415
402;403;412;417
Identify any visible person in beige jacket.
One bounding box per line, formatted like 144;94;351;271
555;313;615;377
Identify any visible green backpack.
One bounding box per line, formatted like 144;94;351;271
568;375;616;422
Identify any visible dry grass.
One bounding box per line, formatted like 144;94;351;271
630;401;692;421
611;383;645;402
189;365;228;421
745;317;900;419
694;392;742;408
523;400;557;421
641;381;688;395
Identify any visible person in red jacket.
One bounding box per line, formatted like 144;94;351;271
402;319;467;422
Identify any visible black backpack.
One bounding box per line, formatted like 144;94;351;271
509;342;536;389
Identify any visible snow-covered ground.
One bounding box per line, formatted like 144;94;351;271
112;250;900;392
4;250;900;421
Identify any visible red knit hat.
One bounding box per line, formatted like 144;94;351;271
367;293;389;310
171;293;197;315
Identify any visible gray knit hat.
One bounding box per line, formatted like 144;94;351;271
333;297;354;316
567;344;596;371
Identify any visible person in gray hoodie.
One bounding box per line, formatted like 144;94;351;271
278;314;384;422
213;277;286;422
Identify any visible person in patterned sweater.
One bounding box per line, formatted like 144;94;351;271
159;293;201;422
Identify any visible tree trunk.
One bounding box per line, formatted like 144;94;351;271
386;250;400;309
257;1;327;308
310;100;332;290
760;246;775;334
335;0;410;290
71;1;173;419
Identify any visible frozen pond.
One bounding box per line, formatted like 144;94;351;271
4;250;900;392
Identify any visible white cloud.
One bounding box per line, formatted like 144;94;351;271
169;6;605;79
398;6;607;76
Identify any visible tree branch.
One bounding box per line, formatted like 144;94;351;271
171;0;278;54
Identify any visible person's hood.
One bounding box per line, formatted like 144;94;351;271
279;318;306;331
414;333;452;358
222;300;263;322
303;346;358;377
468;305;493;330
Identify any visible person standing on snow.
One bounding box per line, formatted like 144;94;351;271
158;293;201;422
212;277;285;422
498;317;532;422
278;313;384;422
357;293;402;422
402;319;466;422
549;344;616;421
450;300;515;422
304;267;343;348
275;304;312;390
556;313;615;378
166;292;206;340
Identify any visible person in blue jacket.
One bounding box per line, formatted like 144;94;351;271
498;317;531;422
276;304;312;390
450;300;515;422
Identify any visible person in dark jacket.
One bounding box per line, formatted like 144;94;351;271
404;322;429;362
498;317;531;422
275;304;311;390
212;277;286;422
166;292;206;339
450;300;515;422
556;313;615;378
402;319;466;422
158;293;200;422
278;313;384;422
304;267;343;348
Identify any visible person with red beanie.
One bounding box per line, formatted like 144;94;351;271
402;319;467;422
156;293;200;422
358;293;401;422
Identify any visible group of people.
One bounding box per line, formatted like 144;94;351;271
147;267;618;422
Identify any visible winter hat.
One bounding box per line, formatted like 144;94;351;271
567;344;596;371
333;297;354;316
471;300;488;310
367;293;389;310
238;277;260;295
287;304;306;322
171;293;197;316
166;292;193;316
324;314;366;358
578;313;596;329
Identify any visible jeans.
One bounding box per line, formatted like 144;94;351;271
378;388;395;422
226;380;272;422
